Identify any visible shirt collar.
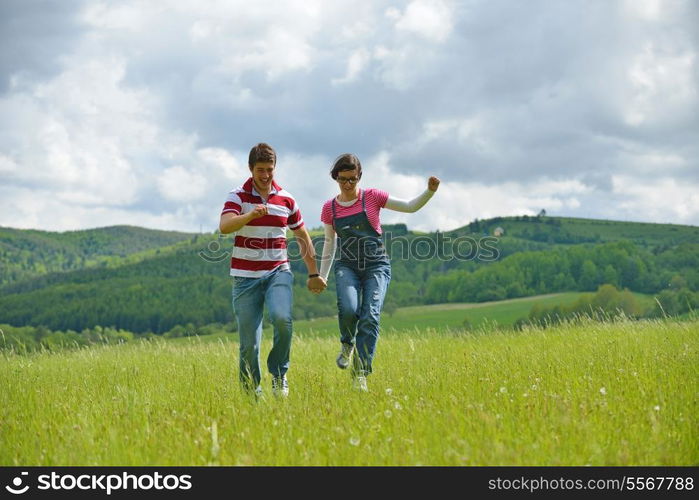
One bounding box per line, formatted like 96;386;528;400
242;177;282;196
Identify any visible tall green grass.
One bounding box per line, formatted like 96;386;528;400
1;319;696;465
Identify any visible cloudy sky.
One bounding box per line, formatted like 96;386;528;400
1;0;697;233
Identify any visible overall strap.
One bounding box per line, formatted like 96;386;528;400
361;189;366;212
331;198;337;219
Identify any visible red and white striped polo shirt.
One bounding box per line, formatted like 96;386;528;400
221;177;304;278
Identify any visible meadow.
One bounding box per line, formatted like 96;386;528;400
260;291;655;338
1;317;696;466
296;292;587;335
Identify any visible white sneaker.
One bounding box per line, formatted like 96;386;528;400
352;375;368;392
336;343;354;369
272;375;289;397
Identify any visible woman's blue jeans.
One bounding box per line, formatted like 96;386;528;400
232;267;294;390
334;260;391;376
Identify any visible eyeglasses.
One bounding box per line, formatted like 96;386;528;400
337;176;359;184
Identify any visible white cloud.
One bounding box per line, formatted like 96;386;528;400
332;48;371;85
82;2;149;31
272;151;336;226
157;165;208;202
420;117;494;155
0;184;198;232
625;43;697;126
389;0;453;43
224;29;316;81
0;35;237;231
340;20;373;41
623;0;663;20
0;154;17;174
1;0;697;233
197;148;244;180
358;151;581;232
378;178;570;233
612;175;699;223
0;57;149;206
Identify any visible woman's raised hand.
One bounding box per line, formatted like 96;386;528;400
428;176;440;192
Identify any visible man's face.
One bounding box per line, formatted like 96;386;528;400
251;161;275;191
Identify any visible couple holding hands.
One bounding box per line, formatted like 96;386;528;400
219;143;440;396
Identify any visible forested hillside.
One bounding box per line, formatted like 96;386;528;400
0;216;697;335
0;225;198;285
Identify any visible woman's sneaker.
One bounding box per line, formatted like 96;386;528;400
272;375;289;397
352;375;368;392
336;343;355;369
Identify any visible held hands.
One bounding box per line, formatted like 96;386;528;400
307;276;327;294
428;176;441;192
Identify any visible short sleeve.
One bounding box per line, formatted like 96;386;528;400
287;204;304;230
369;188;389;208
320;200;333;225
221;192;242;216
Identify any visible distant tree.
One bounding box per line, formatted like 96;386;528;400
669;275;688;290
552;272;575;291
579;260;599;291
382;296;399;317
602;264;619;287
506;281;525;298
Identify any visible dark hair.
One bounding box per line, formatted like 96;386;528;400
330;153;362;180
248;143;277;169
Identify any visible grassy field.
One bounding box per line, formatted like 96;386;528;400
1;318;696;466
290;293;582;338
554;217;699;245
160;293;589;344
282;292;655;338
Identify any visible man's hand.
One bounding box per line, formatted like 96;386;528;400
249;204;268;219
428;176;441;192
307;276;327;294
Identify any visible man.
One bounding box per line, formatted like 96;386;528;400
219;143;326;397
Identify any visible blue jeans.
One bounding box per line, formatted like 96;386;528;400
334;260;391;376
232;267;294;390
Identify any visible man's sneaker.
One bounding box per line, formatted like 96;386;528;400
336;343;355;369
241;380;263;399
352;375;368;392
272;375;289;398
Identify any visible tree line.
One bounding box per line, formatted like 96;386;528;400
0;217;696;338
520;284;698;329
423;241;698;304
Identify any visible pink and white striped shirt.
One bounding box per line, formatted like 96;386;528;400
221;178;304;278
320;188;389;234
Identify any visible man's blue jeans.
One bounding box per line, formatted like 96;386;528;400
334;260;391;376
232;267;294;390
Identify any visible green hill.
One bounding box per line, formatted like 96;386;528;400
446;215;699;248
0;225;199;286
0;216;696;334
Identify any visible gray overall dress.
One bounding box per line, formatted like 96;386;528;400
332;189;392;375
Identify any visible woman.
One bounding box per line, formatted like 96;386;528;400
317;153;440;391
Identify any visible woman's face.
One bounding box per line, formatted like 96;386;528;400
336;167;360;194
